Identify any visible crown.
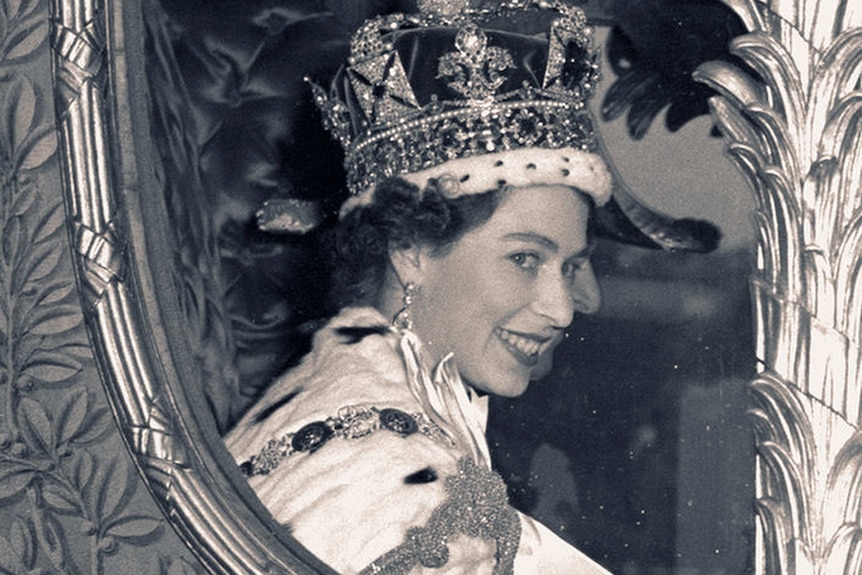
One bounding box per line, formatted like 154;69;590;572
309;0;601;200
259;0;719;252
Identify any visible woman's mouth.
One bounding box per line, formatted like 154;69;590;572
496;328;551;367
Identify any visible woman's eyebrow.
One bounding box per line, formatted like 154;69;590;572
503;232;594;259
502;232;559;250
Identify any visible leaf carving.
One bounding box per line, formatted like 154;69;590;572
41;481;80;514
69;449;94;491
96;457;133;521
0;0;47;79
35;281;75;307
35;509;66;571
10;182;36;216
7;0;37;18
0;299;9;338
22;352;82;384
5;19;47;61
106;515;163;542
2;216;22;266
0;0;203;573
20;128;56;170
0;517;35;573
0;534;25;574
56;389;89;444
8;517;33;569
0;76;53;174
23;241;62;283
26;304;83;336
8;77;35;149
69;407;110;445
0;465;35;501
17;397;53;455
31;202;64;244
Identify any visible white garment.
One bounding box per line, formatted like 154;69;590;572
225;307;610;574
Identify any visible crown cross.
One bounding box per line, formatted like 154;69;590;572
438;25;514;102
349;51;421;125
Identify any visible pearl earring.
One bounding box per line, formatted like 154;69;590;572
392;282;417;330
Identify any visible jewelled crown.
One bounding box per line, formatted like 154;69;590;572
309;0;601;199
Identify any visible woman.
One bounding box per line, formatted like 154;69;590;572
225;1;717;573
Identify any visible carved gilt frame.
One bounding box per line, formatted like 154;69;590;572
50;0;334;572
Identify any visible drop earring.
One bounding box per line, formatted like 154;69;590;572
392;282;416;330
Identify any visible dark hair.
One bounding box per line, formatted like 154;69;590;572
326;177;503;309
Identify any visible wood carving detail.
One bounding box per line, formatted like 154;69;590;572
696;0;862;572
50;0;321;573
0;0;204;574
0;0;205;572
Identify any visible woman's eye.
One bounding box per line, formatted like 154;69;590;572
510;252;540;270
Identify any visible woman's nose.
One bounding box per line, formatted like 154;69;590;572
573;266;601;315
533;266;601;327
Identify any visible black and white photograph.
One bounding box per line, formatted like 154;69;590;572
0;0;860;573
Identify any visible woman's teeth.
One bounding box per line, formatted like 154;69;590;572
497;328;544;357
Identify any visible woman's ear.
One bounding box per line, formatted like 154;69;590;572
388;242;426;288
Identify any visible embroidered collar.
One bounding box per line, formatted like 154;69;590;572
359;457;520;575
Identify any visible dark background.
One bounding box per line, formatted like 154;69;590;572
490;241;756;574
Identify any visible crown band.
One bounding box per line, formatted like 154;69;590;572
338;99;598;198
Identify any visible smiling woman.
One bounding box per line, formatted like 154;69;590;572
225;181;609;572
225;182;603;572
222;1;720;573
385;185;600;398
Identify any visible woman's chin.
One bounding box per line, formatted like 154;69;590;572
498;384;530;398
469;373;531;398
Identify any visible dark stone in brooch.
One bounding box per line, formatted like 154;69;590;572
404;467;438;484
291;421;334;453
379;408;418;436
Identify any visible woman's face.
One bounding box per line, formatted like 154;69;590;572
410;184;601;397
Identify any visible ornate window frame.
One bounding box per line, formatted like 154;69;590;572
51;0;333;572
50;0;862;573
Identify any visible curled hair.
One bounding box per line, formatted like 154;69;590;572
326;177;503;309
